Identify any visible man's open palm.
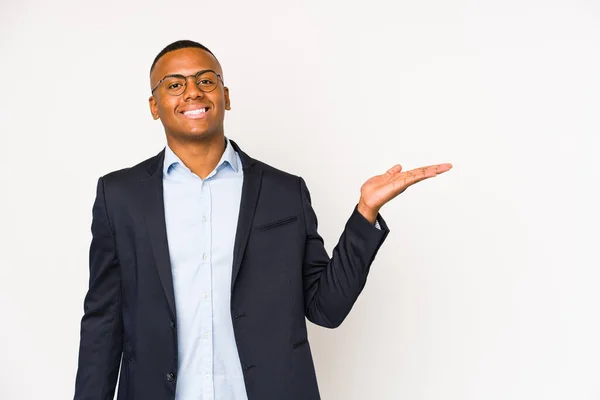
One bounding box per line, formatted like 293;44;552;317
359;163;453;216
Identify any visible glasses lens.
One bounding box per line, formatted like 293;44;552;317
163;76;187;96
196;71;218;93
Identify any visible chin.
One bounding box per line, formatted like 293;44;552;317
169;128;219;143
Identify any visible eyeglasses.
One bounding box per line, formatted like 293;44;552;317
151;69;224;96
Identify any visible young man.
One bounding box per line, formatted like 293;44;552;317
74;40;452;400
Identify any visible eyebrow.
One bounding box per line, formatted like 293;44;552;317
161;69;217;79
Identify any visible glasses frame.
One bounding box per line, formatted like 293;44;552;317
151;69;224;96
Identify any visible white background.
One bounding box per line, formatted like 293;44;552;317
1;0;599;399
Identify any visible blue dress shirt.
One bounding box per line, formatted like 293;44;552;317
163;138;248;400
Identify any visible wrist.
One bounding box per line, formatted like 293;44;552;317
357;198;379;224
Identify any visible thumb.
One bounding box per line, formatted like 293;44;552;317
385;164;402;175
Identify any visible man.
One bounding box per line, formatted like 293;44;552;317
74;40;452;400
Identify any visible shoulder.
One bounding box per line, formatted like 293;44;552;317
99;149;164;188
231;138;301;185
254;158;298;180
245;154;307;197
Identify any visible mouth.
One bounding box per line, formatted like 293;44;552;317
180;106;210;119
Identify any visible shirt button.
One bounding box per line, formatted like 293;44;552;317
166;373;175;382
203;332;209;338
203;254;208;260
170;320;176;330
204;372;210;379
204;293;209;299
202;215;208;222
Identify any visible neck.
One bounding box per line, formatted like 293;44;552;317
166;133;226;179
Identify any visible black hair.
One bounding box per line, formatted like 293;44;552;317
150;40;217;75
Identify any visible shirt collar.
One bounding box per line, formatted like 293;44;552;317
163;136;240;177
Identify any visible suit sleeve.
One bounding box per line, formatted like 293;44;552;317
299;177;390;328
74;177;123;400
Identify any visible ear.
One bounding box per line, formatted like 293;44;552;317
149;96;160;120
224;87;231;110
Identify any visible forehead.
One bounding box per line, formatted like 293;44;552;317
152;48;222;81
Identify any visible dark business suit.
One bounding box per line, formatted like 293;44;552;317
74;140;389;400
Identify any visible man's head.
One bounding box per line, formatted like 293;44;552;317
149;40;231;144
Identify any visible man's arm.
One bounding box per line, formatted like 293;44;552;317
299;177;389;329
74;177;123;400
299;162;452;328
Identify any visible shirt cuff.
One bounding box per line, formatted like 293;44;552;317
374;218;381;230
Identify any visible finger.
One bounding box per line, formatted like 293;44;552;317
399;166;436;183
410;163;453;179
405;170;430;185
434;163;453;173
390;163;452;192
385;164;403;176
393;167;438;188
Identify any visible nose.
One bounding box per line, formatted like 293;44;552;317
182;76;205;101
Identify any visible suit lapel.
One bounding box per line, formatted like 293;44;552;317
230;140;263;291
139;150;177;318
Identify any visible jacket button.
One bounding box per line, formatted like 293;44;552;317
166;373;175;382
170;320;176;329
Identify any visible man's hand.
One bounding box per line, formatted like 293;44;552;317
357;163;453;223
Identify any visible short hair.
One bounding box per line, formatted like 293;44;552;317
150;40;217;75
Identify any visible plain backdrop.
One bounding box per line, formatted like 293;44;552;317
1;0;599;399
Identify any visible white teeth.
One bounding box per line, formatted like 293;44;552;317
184;108;206;115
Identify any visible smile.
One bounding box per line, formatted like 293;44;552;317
181;107;209;119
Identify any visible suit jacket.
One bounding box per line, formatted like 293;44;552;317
74;139;390;400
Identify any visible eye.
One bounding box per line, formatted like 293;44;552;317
168;83;183;90
198;79;214;85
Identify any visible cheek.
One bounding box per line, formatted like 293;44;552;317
157;100;178;118
210;92;227;109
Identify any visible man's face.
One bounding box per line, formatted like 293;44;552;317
149;47;230;142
